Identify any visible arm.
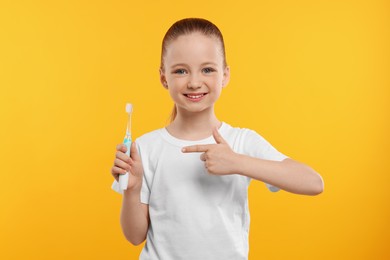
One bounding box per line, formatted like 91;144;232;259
182;128;324;196
121;185;149;245
233;155;323;195
112;142;149;245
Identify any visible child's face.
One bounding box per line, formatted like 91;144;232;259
160;32;230;115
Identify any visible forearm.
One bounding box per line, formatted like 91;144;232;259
235;155;324;195
120;186;149;245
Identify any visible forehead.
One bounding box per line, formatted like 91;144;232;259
164;32;223;65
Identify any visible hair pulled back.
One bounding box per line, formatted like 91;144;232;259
160;18;227;71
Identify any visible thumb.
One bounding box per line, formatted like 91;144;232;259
130;142;141;161
213;127;227;144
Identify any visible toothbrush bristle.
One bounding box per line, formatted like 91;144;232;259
125;103;133;113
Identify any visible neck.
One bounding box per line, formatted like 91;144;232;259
166;106;221;140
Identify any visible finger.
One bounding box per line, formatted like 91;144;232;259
116;151;130;163
116;144;127;153
112;166;127;175
130;142;141;161
182;144;210;153
200;153;207;161
114;158;130;172
204;161;208;169
112;173;119;182
212;127;227;144
111;166;126;181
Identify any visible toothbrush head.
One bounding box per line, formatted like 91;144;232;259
126;103;133;114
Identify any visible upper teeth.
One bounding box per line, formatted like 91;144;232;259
187;94;204;98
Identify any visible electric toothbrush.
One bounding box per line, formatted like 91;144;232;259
119;103;133;190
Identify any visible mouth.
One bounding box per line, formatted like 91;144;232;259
183;93;208;102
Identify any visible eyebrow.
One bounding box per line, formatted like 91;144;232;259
170;62;218;69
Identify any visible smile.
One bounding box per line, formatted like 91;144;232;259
184;93;208;101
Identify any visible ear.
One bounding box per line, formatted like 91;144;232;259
159;68;168;89
222;66;230;88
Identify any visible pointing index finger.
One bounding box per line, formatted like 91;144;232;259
182;145;209;153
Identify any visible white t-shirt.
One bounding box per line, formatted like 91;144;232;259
112;122;288;260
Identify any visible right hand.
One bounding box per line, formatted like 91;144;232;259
111;142;144;190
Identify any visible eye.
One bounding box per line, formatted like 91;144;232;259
202;67;215;74
173;69;187;75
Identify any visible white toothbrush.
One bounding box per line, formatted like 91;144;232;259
119;103;133;190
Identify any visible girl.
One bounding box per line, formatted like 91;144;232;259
111;18;324;260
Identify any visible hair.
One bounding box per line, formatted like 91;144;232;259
160;18;228;122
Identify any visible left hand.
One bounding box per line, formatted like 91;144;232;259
182;127;239;175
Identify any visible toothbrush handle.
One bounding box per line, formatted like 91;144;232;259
119;137;131;190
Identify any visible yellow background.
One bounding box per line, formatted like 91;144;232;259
1;0;389;259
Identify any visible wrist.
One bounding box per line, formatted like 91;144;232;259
123;182;142;197
231;153;245;175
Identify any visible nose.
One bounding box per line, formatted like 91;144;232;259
187;74;203;89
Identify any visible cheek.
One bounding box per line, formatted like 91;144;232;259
168;77;187;86
207;76;223;88
168;87;177;97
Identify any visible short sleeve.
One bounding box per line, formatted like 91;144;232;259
242;129;289;192
138;141;151;204
140;168;150;204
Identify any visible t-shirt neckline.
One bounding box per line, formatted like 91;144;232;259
159;122;228;147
